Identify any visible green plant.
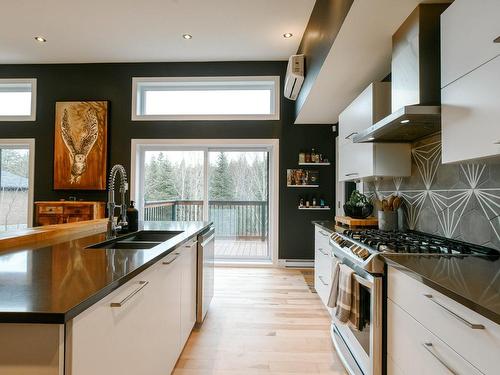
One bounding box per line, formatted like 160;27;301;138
346;190;371;207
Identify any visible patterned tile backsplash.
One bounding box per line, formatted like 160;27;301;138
363;133;500;250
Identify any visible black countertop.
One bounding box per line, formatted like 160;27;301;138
383;254;500;324
0;221;211;324
312;220;337;233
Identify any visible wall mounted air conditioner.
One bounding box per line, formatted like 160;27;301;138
284;54;305;100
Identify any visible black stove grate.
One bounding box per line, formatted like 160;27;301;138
342;229;498;256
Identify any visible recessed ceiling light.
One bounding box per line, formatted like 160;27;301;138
34;36;46;43
283;33;293;38
182;34;193;40
400;119;410;124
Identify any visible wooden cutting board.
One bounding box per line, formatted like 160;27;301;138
335;216;378;228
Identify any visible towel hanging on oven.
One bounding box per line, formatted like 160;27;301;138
334;264;354;322
327;258;340;308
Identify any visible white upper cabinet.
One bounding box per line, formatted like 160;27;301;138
441;0;500;88
441;0;500;163
338;82;411;181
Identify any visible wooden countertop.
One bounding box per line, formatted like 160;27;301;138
0;219;108;252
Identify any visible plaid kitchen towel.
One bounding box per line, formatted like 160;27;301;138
334;264;354;323
327;258;340;308
348;278;361;330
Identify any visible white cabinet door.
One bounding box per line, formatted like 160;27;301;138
180;240;197;347
314;226;333;314
442;54;500;163
338;141;374;181
67;250;183;375
441;0;500;88
67;265;168;375
387;299;483;375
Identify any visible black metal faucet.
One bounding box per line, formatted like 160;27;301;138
107;164;128;238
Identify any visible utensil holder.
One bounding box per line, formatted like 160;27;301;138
378;211;398;231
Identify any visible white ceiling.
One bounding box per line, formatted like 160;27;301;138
295;0;446;124
0;0;315;64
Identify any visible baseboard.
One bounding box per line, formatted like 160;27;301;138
277;259;314;268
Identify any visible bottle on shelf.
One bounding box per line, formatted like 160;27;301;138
312;196;317;207
299;197;304;208
298;150;305;164
311;148;316;163
320;196;326;208
305;198;310;208
305;150;311;163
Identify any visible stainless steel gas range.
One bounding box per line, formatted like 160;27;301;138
327;229;495;375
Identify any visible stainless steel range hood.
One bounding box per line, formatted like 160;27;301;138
353;3;449;144
353;105;441;142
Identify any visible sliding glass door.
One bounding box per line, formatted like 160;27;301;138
136;145;271;262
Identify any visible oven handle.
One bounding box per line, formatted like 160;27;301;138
353;273;373;289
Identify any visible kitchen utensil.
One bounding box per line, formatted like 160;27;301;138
393;196;402;210
387;195;395;210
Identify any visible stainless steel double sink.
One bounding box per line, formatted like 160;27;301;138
87;230;184;250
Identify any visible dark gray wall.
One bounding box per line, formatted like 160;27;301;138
0;61;334;259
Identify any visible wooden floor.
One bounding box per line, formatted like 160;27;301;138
173;267;347;375
215;239;269;259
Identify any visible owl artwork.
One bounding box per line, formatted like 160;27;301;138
54;101;108;190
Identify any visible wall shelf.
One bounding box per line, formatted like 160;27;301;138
287;184;319;188
298;206;330;210
298;162;331;166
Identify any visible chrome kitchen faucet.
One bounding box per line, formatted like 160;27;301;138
107;164;128;238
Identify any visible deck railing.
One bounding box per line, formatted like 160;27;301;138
144;200;268;240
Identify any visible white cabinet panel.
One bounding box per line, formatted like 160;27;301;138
388;267;500;375
339;141;374;181
314;226;334;315
442;55;500;163
387;299;483;375
180;240;197;347
441;0;500;88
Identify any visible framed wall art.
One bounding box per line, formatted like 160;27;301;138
54;101;108;190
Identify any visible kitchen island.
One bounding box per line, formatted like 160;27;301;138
0;220;212;375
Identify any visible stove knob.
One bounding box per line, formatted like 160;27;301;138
358;248;370;259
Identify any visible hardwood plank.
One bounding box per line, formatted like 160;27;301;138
173;267;346;375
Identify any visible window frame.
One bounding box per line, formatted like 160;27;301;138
131;76;280;121
0;78;37;121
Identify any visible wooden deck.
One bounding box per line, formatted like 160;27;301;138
215;238;269;259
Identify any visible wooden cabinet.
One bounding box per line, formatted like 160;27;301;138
440;0;500;88
441;0;500;163
338;83;411;181
388;267;500;375
66;239;197;375
35;201;105;226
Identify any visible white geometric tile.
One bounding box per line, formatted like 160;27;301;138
400;191;427;230
412;141;441;189
428;190;473;238
460;164;486;188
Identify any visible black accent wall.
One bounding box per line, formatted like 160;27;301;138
0;61;334;260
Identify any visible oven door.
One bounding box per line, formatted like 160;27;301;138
330;260;382;375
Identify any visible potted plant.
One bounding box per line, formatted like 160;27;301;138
343;190;373;219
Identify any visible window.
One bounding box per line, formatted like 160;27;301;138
0;139;35;232
132;76;279;121
0;79;37;121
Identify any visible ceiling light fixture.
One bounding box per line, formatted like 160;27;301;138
283;33;293;38
182;34;193;40
34;36;47;43
400;119;410;124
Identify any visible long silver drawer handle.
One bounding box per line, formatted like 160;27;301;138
344;131;358;140
110;281;149;307
318;275;329;286
162;253;180;265
345;173;359;176
318;247;329;256
422;343;458;375
424;294;485;329
318;230;329;237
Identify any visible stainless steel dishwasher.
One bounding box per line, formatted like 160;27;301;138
197;226;215;324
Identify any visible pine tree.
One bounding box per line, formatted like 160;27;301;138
209;152;234;200
144;153;176;201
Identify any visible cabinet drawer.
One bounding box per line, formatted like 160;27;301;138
387;299;483;375
388;267;500;374
38;205;63;214
64;205;91;215
441;0;500;87
442;54;500;163
314;226;331;252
